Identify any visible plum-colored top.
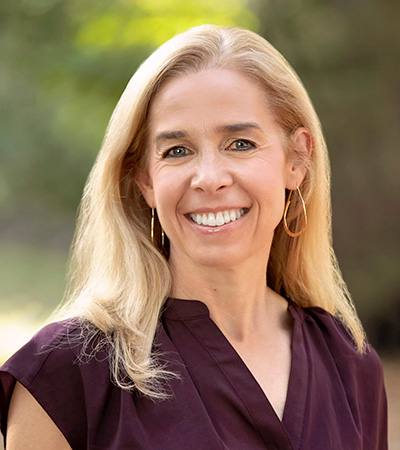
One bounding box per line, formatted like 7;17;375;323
0;298;387;449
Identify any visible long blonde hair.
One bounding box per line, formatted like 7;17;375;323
58;24;365;399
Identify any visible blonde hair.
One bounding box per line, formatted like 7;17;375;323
58;24;365;399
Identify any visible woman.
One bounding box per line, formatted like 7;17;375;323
0;25;387;449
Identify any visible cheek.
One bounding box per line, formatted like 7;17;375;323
251;162;287;215
147;164;168;204
150;169;186;226
252;156;287;191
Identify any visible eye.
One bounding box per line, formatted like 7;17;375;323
164;146;188;158
228;139;256;151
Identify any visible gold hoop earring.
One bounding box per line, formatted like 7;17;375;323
151;208;155;245
151;208;165;247
283;186;308;238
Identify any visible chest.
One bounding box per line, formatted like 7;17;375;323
230;329;292;420
89;337;362;450
81;315;369;450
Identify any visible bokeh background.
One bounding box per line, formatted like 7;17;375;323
1;0;399;447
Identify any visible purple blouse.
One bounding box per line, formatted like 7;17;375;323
0;299;387;449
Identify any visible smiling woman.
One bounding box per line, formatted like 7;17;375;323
0;25;387;449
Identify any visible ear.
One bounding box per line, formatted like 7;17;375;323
136;171;156;208
285;127;313;190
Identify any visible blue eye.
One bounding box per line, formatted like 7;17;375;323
230;140;255;151
164;146;187;158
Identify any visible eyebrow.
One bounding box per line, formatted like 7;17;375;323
153;122;262;143
153;130;187;143
216;122;263;133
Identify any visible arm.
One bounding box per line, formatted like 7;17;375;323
6;382;72;450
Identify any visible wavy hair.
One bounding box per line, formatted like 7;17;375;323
57;25;365;399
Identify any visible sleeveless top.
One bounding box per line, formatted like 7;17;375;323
0;298;388;449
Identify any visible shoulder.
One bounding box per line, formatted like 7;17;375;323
296;303;388;445
290;302;384;380
2;318;108;383
0;319;110;448
292;302;387;416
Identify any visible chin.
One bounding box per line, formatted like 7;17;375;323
187;247;258;270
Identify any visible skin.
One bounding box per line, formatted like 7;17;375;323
138;69;311;419
6;69;311;446
7;382;72;449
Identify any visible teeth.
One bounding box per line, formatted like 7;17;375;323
208;213;216;226
216;212;224;226
188;208;248;227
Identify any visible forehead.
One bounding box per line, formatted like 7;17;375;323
148;69;274;133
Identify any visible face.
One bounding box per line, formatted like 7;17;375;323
137;69;306;272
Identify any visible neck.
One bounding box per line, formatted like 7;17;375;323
169;255;288;342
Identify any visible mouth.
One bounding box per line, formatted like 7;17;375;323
187;208;249;227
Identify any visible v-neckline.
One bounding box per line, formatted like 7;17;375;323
163;298;309;449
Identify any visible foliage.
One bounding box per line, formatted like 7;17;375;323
0;0;257;213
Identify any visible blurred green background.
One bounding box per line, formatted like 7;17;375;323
0;0;399;447
1;0;399;360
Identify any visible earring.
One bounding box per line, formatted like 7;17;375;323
151;208;165;247
151;208;155;245
283;186;308;238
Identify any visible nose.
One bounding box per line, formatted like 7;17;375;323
190;152;233;193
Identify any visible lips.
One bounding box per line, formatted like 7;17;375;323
188;208;249;227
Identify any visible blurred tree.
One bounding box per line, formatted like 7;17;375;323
0;0;257;216
250;0;400;319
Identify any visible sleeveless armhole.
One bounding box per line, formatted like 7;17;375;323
0;320;90;449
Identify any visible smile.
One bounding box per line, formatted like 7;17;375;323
188;208;249;227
